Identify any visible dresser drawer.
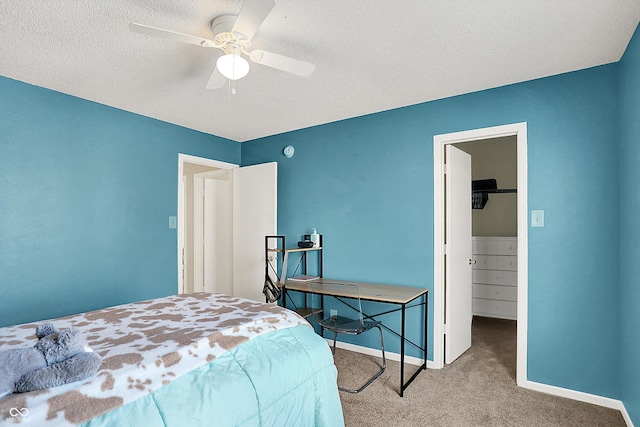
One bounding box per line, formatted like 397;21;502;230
496;238;517;255
496;255;517;271
474;255;497;270
473;298;517;319
473;269;517;286
473;255;517;271
473;284;517;302
473;238;497;255
472;237;517;255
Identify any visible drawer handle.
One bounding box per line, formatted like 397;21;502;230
469;259;477;265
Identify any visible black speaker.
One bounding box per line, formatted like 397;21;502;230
297;240;314;248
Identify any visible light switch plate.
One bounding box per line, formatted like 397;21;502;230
531;210;544;227
169;216;177;229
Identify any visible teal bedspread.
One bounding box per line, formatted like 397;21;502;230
82;325;344;427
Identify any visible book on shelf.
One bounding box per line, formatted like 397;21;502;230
288;275;319;282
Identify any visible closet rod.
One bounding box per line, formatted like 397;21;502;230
472;189;517;194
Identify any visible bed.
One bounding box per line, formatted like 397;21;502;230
0;292;344;426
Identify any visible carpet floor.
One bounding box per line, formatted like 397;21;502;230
335;316;625;427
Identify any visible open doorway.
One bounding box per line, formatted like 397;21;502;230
433;122;528;387
177;154;278;302
456;136;518;379
178;155;237;295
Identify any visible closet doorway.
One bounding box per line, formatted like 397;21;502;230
456;137;518;379
433;123;528;387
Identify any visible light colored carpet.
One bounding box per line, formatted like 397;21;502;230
334;316;625;427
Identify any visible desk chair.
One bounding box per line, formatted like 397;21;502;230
311;282;386;393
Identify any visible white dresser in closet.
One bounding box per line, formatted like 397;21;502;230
472;237;517;320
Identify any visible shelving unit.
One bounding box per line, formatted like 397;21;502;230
265;235;323;317
472;236;517;320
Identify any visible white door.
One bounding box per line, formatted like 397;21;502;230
203;172;233;295
232;162;278;302
445;145;473;364
193;170;233;295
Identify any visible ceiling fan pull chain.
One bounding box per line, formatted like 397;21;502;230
227;79;237;104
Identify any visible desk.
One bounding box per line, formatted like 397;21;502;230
283;278;428;397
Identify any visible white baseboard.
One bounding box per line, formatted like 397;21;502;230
329;340;633;426
523;380;633;427
326;338;437;369
622;406;634;427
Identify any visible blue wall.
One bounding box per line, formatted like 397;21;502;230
0;77;240;327
242;64;621;398
1;28;637;420
619;26;640;423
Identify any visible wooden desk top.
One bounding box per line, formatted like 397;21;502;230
284;278;428;304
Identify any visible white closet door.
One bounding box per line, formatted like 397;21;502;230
445;145;473;364
232;162;277;302
203;175;233;295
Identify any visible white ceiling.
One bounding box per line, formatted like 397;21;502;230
1;1;639;142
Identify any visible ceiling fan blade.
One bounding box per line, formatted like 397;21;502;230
129;23;215;47
231;0;275;40
249;50;315;77
206;67;227;89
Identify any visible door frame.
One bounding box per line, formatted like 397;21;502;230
433;122;528;387
177;154;238;294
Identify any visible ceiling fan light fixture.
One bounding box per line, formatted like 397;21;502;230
217;53;250;80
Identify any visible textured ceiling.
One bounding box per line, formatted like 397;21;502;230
1;1;639;142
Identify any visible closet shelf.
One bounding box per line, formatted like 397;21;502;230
267;247;323;253
472;179;517;209
472;189;516;194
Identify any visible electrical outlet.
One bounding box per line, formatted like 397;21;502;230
330;309;338;317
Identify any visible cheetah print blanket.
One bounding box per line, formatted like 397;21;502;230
0;293;307;425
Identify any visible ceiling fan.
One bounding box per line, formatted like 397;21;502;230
129;0;315;89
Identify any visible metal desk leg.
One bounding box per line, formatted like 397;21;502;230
398;293;429;396
319;294;324;339
400;303;406;397
424;293;428;370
